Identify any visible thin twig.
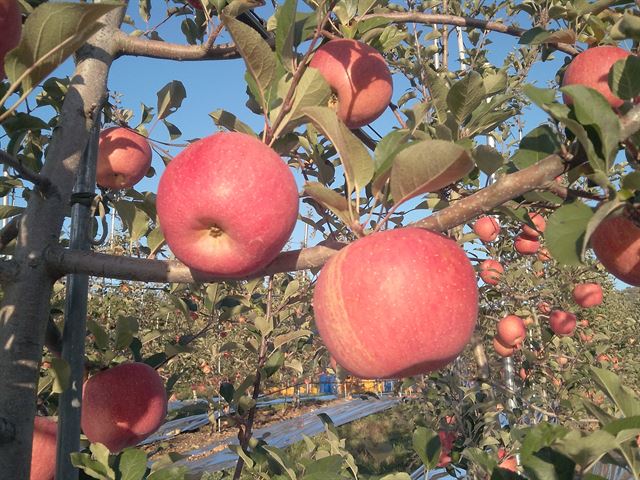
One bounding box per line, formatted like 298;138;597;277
0;151;57;197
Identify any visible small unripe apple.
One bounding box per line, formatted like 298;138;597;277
572;282;603;308
313;227;478;378
497;315;526;347
31;416;57;480
157;132;299;278
81;362;167;453
0;0;21;79
537;248;552;262
96;127;152;190
309;39;393;128
522;212;546;238
562;46;633;108
549;310;577;336
514;234;540;255
590;215;640;287
473;216;500;242
523;316;534;327
478;259;504;285
493;336;515;357
538;301;552;315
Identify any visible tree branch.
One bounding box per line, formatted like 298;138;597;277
0;417;15;444
0;259;19;284
0;151;58;198
0;215;20;252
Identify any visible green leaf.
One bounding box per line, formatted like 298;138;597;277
209;109;256;136
555;430;617;468
162;119;181;140
609;55;640;101
412;426;441;470
474;145;504;175
545;200;594;266
424;67;449;123
146;227;165;255
610;11;640;41
590;367;640;417
118;448;148;480
447;71;486;124
371;129;411;197
282;280;300;304
303;106;373;197
228;444;255;470
274;0;297;72
70;451;113;479
304;454;344;479
232;374;256;403
223;14;277;110
5;2;119;91
390;140;474;206
87;318;110;350
262;350;285;378
220;382;235;404
139;0;151;22
156;81;186;120
303;182;352;225
114;201;150;243
273;329;312;349
511;125;560;170
518;26;550;44
379;474;411;480
50;357;70;394
263;446;297;480
483;71;508;95
0;205;24;219
115;316;138;350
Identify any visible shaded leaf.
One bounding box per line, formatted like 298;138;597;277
303;182;351;224
546;200;593;265
412;426;441;470
209;109;256;136
609;55;640;101
156;81;186;120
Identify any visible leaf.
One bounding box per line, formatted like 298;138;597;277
114;201;150;243
390;140;473;206
228;444;255;470
5;3;119;91
115;316;138;350
70;451;113;479
474;145;504;175
0;205;24;219
303;106;373;196
223;14;277;110
610;11;640;41
232;374;256;403
380;474;411;480
87;318;110;350
371;129;411;197
263;446;297;480
545;200;593;266
220;382;235;404
262;350;285;378
424;67;449;123
282;279;300;304
609;55;640;101
209;109;256;136
511;125;560;170
118;448;148;480
162;119;181;140
274;329;312;349
555;430;617;468
156;81;187;120
447;71;486;124
303;182;352;224
590;367;640;418
412;426;441;470
274;0;297;72
50;357;70;394
483;71;508;95
139;0;151;22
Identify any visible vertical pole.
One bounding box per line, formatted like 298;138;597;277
503;357;517;410
1;166;8;229
55;119;100;480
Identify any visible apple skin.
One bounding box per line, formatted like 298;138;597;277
473;216;500;242
309;39;393;129
591;215;640;287
514;234;540;255
522;212;546;238
313;227;478;379
81;362;167;453
493;336;515;357
437;430;456;467
549;310;577;336
562;46;632;108
96;127;152;190
31;416;57;480
478;259;504;285
538;301;552;314
572;282;603;308
0;0;21;79
499;456;518;472
156;132;299;278
497;315;526;347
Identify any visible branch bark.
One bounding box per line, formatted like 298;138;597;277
0;215;20;252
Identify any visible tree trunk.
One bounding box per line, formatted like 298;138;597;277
0;9;124;476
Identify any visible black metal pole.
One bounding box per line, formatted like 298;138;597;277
55;118;100;479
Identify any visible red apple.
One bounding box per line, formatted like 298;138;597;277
580;319;590;327
538;301;552;315
309;39;393;128
549;310;577;336
497;315;526;347
499;456;518;472
493;336;515;357
478;259;504;285
31;416;57;480
96;127;152;190
572;282;603;308
81;362;167;453
313;228;478;378
522;212;546;238
519;367;529;380
156;132;299;278
514;234;540;255
186;0;204;9
562;46;633;108
537;247;552;262
437;430;456;467
473;216;500;242
0;0;21;79
591;215;640;287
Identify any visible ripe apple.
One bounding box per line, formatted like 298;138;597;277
81;362;167;453
522;212;546;238
478;259;504;285
590;215;640;287
156;132;299;278
96;127;152;190
313;227;478;378
309;39;393;128
518;367;529;380
549;310;577;336
31;416;57;480
497;315;526;347
572;282;603;308
437;430;456;467
499;456;518;473
562;46;633;108
580;319;590;327
597;354;610;363
514;234;540;255
473;216;500;242
537;247;552;262
0;0;21;79
537;301;552;315
493;336;515;357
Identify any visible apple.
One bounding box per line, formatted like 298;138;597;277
580;319;590;327
0;0;21;79
497;315;526;347
590;215;640;287
156;132;299;278
309;39;393;129
537;247;552;262
96;127;152;190
313;227;478;378
473;216;500;242
437;430;456;467
81;362;167;453
478;259;504;285
186;0;204;9
31;416;57;480
499;456;518;472
572;282;603;308
549;310;577;336
519;367;529;380
522;212;546;238
514;234;540;255
493;336;515;357
538;301;552;314
557;355;569;366
597;354;610;363
562;46;633;108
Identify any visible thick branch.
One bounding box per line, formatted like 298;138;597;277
0;417;15;444
358;12;579;56
0;260;19;284
0;215;20;252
